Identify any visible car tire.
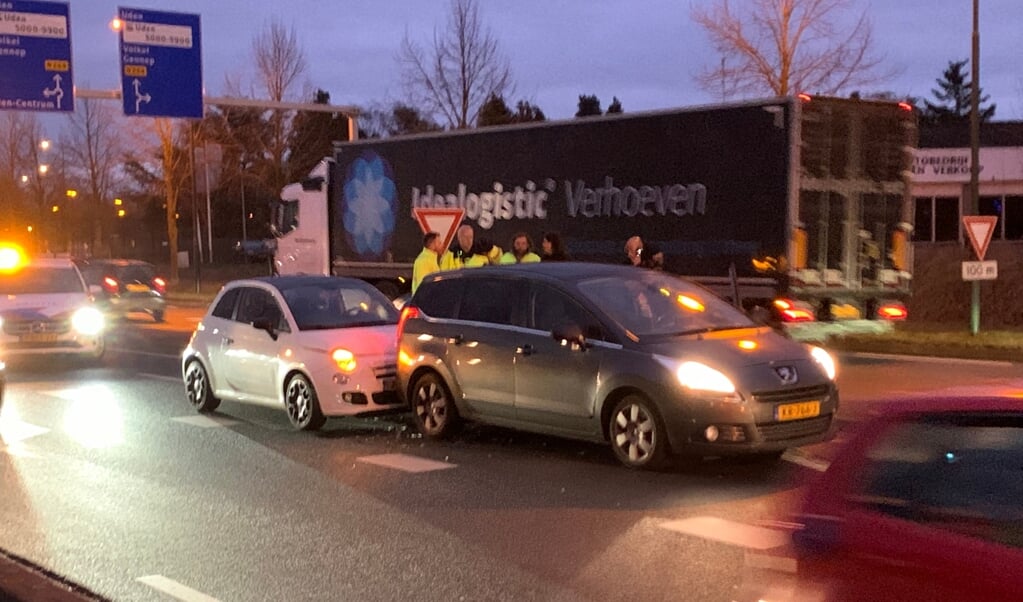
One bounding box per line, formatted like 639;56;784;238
410;372;461;439
284;373;326;431
184;359;221;413
151;309;165;323
608;394;670;470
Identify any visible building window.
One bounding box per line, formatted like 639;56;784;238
1005;196;1023;240
979;196;1004;239
934;197;959;242
914;197;934;242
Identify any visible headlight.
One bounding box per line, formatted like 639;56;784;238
331;348;357;372
810;346;837;380
677;361;736;394
71;307;104;336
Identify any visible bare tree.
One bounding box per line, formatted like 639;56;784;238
0;113;37;237
399;0;513;129
692;0;892;99
61;99;126;254
252;18;308;191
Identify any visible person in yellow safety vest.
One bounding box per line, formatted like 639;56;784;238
440;224;476;271
464;237;502;267
499;232;541;264
412;231;444;293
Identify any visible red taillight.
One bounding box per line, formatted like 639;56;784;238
781;308;815;322
898;101;914;112
397;306;420;341
102;276;119;294
152;276;167;294
878;304;908;320
797;92;812;102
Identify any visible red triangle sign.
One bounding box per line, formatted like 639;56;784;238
413;208;466;253
962;215;997;260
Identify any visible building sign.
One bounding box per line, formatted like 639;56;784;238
912;147;1023;183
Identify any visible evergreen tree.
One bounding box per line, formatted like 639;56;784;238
287;89;350;178
606;97;623;114
513;100;545;123
477;93;514;126
922;59;996;124
575;95;602;117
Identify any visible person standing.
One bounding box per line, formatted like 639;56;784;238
412;231;444;293
624;235;664;270
541;232;569;261
499;232;541;264
440;224;475;271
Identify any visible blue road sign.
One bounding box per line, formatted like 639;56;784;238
0;1;73;112
118;7;202;119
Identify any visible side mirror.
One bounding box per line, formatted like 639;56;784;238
551;323;588;350
252;318;279;340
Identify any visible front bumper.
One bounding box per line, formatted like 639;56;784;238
314;359;402;417
0;332;103;356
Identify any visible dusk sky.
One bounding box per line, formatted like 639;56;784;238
44;0;1023;123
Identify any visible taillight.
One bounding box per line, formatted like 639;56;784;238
102;276;119;294
877;303;907;320
152;277;167;294
774;298;816;322
397;305;420;342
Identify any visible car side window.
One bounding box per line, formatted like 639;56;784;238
456;278;523;327
853;416;1023;549
211;288;241;319
531;284;606;341
235;288;287;331
414;279;464;319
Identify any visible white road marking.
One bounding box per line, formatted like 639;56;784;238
659;516;790;550
172;415;240;428
108;347;181;360
0;419;50;445
137;575;220;602
849;352;1014;367
142;373;183;383
357;453;457;473
781;449;830;472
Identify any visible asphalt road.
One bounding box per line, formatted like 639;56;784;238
1;307;1021;601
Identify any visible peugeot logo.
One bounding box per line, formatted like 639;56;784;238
773;365;799;385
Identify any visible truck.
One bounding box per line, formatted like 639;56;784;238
271;94;918;323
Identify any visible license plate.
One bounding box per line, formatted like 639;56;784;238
20;333;59;343
775;400;820;421
126;283;151;293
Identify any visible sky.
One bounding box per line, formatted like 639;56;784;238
30;0;1023;128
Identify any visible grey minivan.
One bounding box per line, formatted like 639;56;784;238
396;263;839;469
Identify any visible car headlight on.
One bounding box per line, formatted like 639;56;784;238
677;361;736;394
71;306;104;336
810;346;837;380
331;348;357;372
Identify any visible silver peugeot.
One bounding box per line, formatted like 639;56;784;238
396;263;838;470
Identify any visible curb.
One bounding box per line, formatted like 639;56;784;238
0;549;108;601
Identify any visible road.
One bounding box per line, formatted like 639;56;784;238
1;307;1021;601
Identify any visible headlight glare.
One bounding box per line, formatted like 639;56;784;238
810;346;837;380
677;361;736;394
331;348;357;372
71;307;104;336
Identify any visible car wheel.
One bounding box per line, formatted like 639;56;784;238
411;372;461;438
184;359;220;413
151;309;165;323
609;394;670;470
284;373;326;431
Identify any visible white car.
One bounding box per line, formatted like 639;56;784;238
0;254;106;361
182;276;401;430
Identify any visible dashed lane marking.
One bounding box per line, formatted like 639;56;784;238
142;373;183;383
659;516;790;550
171;415;240;428
108;347;181;360
848;352;1014;367
357;453;457;473
137;575;220;602
781;449;830;472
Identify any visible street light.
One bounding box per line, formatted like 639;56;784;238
39;139;50;151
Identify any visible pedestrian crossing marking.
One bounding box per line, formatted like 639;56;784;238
659;516;790;550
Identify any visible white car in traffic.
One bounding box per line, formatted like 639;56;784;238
182;276;401;430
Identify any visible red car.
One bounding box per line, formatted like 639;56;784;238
790;397;1023;601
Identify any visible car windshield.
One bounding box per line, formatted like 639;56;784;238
283;281;399;330
0;266;84;295
576;271;755;338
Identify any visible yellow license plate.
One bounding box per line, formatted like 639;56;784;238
21;333;59;343
126;283;151;293
776;400;821;421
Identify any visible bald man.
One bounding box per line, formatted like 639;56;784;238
440;224;476;271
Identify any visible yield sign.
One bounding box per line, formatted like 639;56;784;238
412;208;466;253
962;215;997;260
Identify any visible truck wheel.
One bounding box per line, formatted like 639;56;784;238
374;280;401;300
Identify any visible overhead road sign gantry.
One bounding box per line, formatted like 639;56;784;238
0;1;73;112
117;7;202;119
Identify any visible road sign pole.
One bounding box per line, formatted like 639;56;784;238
969;0;981;335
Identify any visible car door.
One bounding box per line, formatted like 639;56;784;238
444;277;525;421
513;283;612;433
222;286;285;401
201;287;242;393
